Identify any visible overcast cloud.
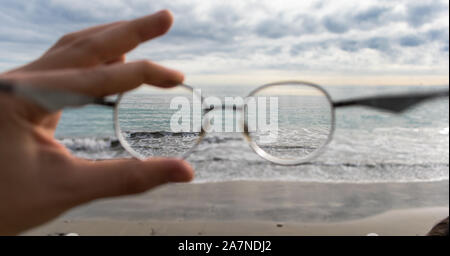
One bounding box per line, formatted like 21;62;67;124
0;0;448;85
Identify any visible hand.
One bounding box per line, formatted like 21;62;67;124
0;10;194;235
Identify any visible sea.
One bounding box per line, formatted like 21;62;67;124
55;85;449;184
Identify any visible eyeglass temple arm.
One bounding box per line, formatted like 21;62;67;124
0;80;13;93
0;80;115;110
332;90;449;113
203;105;242;113
90;98;116;107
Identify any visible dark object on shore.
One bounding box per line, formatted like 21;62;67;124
48;232;79;236
427;216;449;236
110;139;121;148
276;224;283;228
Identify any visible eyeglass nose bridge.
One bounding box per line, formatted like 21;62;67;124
203;104;244;114
200;103;247;134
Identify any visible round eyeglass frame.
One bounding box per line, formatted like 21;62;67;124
113;81;336;166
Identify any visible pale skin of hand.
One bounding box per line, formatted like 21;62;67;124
0;10;194;235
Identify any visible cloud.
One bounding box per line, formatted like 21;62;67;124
365;37;391;52
255;17;294;39
323;16;350;34
0;0;448;85
406;1;445;27
353;6;389;23
442;44;449;52
399;35;426;47
339;40;361;52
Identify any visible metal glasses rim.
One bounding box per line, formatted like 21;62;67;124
242;81;336;166
113;84;206;160
113;81;336;166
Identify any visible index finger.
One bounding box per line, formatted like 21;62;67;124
71;10;174;64
15;60;184;97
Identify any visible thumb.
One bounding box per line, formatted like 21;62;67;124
71;158;194;203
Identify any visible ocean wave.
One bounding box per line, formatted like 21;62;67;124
58;137;121;151
56;129;449;183
125;131;244;145
126;131;200;139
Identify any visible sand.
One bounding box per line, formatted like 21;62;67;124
23;180;449;236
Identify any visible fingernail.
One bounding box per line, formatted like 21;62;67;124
163;74;184;87
156;9;172;18
168;161;194;181
164;80;181;87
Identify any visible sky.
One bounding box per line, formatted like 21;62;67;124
0;0;448;86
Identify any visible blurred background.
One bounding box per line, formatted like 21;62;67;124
0;0;448;86
1;0;448;235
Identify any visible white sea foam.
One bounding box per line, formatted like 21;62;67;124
55;85;449;183
57;126;449;184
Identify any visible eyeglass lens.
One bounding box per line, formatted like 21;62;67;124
115;83;334;163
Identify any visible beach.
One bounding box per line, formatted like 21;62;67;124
24;180;449;236
1;0;448;240
23;85;448;236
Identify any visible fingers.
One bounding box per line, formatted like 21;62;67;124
80;9;173;62
16;10;174;71
10;22;125;73
48;21;125;52
18;60;184;97
71;158;194;203
105;54;126;65
49;10;174;68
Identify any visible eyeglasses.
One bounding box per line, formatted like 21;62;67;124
1;80;448;165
